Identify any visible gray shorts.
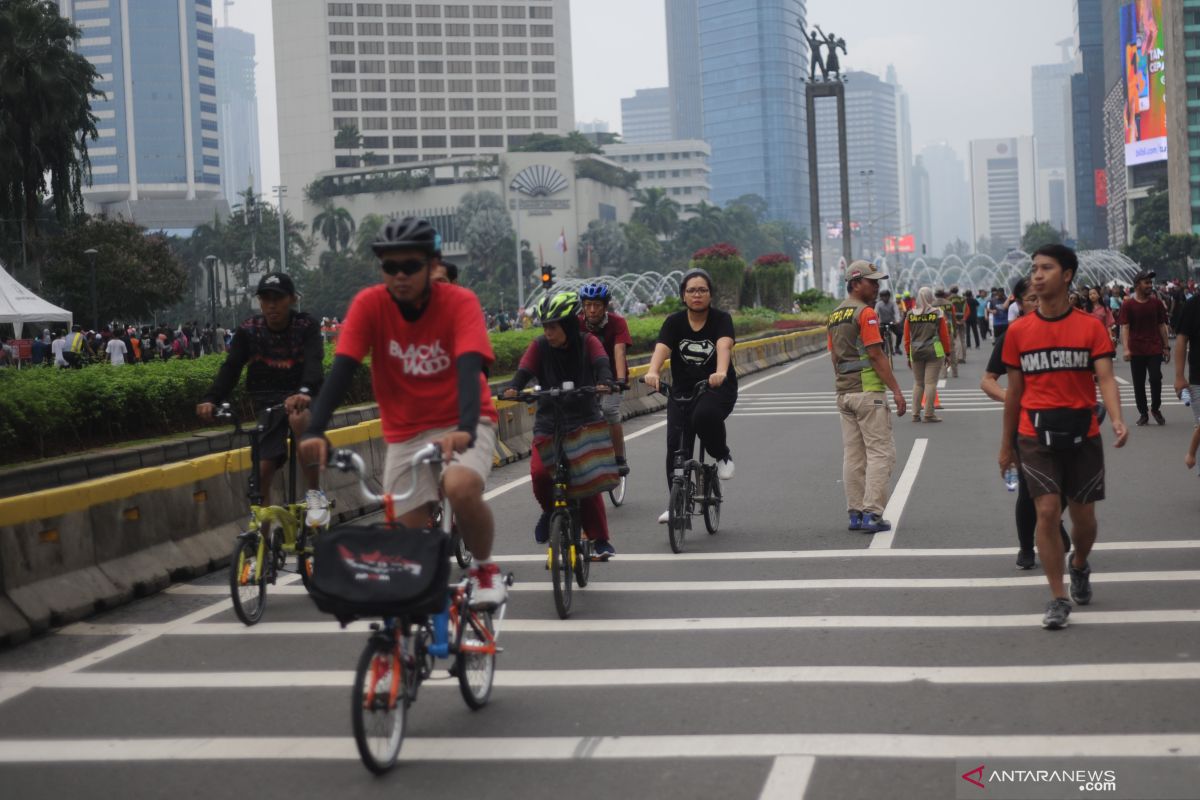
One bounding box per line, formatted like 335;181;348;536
599;391;622;424
382;421;496;516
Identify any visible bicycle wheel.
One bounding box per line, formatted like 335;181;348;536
667;479;690;554
607;474;627;507
574;520;590;588
351;637;406;774
297;527;317;591
229;534;267;625
549;511;573;619
450;524;473;569
455;606;495;710
703;469;722;535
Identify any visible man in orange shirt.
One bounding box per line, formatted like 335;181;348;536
999;245;1128;629
828;262;907;533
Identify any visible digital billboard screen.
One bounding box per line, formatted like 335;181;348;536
1122;0;1168;166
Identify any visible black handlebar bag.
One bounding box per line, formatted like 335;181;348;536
307;523;451;624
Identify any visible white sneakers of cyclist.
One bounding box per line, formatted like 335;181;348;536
717;458;735;481
658;509;670;524
305;489;331;527
469;562;507;608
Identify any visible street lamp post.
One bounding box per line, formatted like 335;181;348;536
272;185;288;273
83;248;99;330
204;255;218;327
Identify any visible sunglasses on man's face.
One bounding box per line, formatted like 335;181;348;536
382;258;428;276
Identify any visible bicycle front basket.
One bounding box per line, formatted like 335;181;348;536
306;522;451;623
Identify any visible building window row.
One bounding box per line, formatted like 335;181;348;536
345;114;555;132
335;4;555;19
330;76;554;93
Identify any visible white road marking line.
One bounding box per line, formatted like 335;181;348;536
871;438;928;550
56;608;1200;637
485;539;1200;563
937;379;946;388
1116;375;1129;385
163;570;1200;596
0;734;1195;763
759;756;816;800
6;662;1200;692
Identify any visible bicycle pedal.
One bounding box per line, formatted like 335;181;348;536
505;572;515;587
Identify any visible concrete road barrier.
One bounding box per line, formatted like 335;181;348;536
0;329;826;646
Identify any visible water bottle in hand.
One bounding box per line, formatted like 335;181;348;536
1004;466;1019;492
1183;387;1193;407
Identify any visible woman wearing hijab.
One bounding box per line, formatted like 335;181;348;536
902;287;952;423
504;291;617;560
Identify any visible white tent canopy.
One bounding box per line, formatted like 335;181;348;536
0;262;72;338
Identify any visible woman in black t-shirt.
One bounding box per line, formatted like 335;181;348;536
645;269;738;523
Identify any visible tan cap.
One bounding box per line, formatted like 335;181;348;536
846;260;888;282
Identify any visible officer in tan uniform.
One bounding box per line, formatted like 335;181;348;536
934;288;958;379
827;262;907;534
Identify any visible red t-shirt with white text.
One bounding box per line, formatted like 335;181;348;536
1001;307;1114;438
337;283;498;443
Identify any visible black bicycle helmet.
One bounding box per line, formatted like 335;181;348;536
679;268;714;300
371;216;440;257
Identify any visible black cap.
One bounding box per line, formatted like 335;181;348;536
1133;269;1155;283
256;272;295;297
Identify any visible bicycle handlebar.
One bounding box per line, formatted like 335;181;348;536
511;381;624;403
649;378;711;404
329;442;443;507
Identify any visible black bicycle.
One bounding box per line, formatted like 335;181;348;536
606;381;630;508
655;379;723;554
514;383;614;619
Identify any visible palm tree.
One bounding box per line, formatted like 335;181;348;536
334;124;362;166
632;187;681;239
312;203;356;253
0;0;103;286
354;213;387;258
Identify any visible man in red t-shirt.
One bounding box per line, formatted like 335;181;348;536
299;217;506;608
578;283;633;475
999;245;1128;630
1118;269;1172;426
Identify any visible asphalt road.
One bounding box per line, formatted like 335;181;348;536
1;344;1198;800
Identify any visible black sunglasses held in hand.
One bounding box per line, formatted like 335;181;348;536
382;257;427;276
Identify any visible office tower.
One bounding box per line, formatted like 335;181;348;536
620;87;672;144
665;0;703;140
61;0;225;229
603;140;712;216
920;142;973;255
273;0;575;217
886;65;913;239
696;0;808;223
813;70;899;260
1167;0;1200;234
968;136;1039;253
1068;0;1121;247
910;155;932;256
215;26;262;207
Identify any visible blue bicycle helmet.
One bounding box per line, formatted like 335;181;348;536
578;283;611;302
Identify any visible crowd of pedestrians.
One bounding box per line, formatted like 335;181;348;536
2;321;234;368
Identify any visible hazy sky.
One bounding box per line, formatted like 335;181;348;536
227;0;1076;201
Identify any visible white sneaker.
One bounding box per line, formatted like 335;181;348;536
305;489;331;527
469;562;507;608
716;458;735;481
658;509;670;524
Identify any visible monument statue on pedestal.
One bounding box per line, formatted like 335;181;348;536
808;26;848;81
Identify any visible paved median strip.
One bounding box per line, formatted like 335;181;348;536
5;662;1200;692
0;733;1195;763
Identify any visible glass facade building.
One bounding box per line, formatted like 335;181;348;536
63;0;220;203
215;26;263;207
666;0;704;140
696;0;809;225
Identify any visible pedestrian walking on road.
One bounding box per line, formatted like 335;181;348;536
1173;291;1200;473
998;245;1128;629
1119;269;1172;426
934;289;959;379
903;287;950;423
981;277;1072;570
964;290;982;349
827;262;907;534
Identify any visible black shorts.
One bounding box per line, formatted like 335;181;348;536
1016;435;1105;504
256;406;291;466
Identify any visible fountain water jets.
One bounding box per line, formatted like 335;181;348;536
523;271;686;314
890;250;1141;294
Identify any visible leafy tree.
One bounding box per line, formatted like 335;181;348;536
943;238;972;259
579;220;627;275
510;132;601;154
1130;180;1169;240
42;216;187;324
334;124;362;165
727;194;770;224
1122;181;1197;279
760;220;810;267
354;213;388;259
631;187;681;238
622;221;664;273
312;203;356;253
456;190;514;280
1020;220;1064;253
975;236;1008;261
295;249;376;320
0;0;104;286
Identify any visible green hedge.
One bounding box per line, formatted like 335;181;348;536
0;314;776;464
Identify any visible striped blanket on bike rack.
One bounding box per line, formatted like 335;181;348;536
535;420;620;501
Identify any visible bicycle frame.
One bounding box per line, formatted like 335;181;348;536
666;379;714;480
